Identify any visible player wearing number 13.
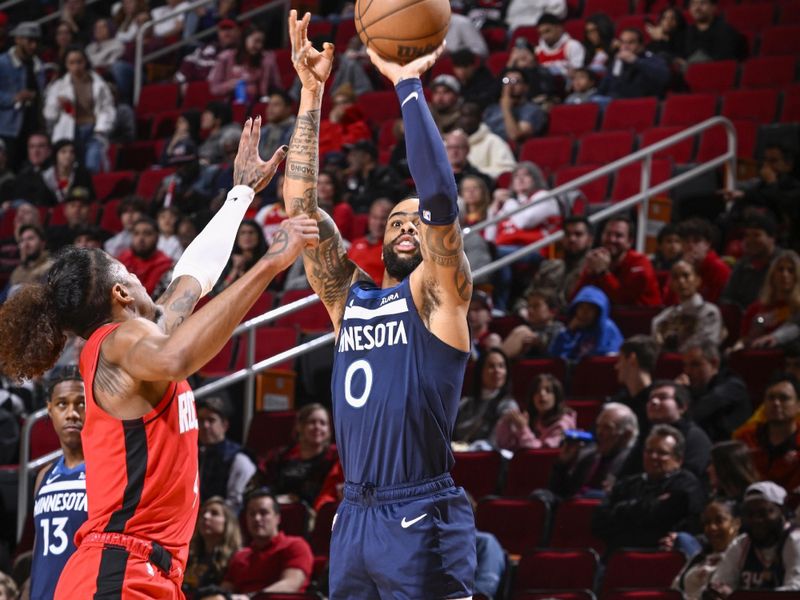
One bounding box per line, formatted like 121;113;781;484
29;366;87;600
286;12;476;599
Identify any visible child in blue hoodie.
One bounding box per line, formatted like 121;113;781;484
549;285;623;361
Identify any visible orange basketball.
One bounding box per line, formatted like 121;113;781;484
354;0;451;64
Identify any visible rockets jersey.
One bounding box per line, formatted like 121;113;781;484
76;323;199;573
30;456;87;600
331;277;470;486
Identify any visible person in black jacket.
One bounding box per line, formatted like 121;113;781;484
592;424;705;555
684;0;744;62
677;340;752;442
597;28;670;99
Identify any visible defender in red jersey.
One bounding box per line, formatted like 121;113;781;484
0;118;318;599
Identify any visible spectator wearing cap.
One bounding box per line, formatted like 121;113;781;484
197;395;257;514
199;101;242;165
597;28;670;100
535;13;585;79
483;68;547;144
445;12;488;58
208;26;282;104
708;481;800;595
1;224;50;301
118;217;174;297
450;49;496;110
43;45;116;173
457;101;516;179
444;129;493;192
176;18;241;86
684;0;744;63
429;74;462;134
104;195;145;258
505;0;566;32
47;185;95;251
721;213;779;310
343;140;407;214
735;374;800;495
318;82;372;160
0;21;44;170
592;424;705;555
41;139;95;206
258;90;295;162
347;198;392;284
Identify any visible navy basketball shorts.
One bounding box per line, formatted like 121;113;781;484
328;473;476;599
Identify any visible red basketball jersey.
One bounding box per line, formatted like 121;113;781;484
76;323;199;573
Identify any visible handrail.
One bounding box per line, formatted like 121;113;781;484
133;0;292;104
35;0;104;26
17;408;63;541
194;116;737;437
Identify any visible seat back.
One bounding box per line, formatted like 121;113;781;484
475;496;549;555
513;548;599;592
245;410;297;459
451;451;502;500
601;550;687;595
503;448;561;496
549;498;605;554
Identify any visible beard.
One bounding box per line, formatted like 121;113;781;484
383;243;422;281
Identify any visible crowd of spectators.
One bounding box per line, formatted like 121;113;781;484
0;0;799;597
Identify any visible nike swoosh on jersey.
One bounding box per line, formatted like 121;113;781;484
401;91;419;107
45;473;60;485
401;513;428;528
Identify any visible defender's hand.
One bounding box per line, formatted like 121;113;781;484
232;117;287;193
366;42;446;85
262;216;319;272
289;10;335;92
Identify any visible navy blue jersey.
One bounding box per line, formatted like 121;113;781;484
331;277;470;486
30;456;87;600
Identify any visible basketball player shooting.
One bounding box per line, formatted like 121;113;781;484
0;120;318;599
286;11;476;599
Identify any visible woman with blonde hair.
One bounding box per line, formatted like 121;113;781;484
735;249;800;349
183;496;242;596
459;174;491;227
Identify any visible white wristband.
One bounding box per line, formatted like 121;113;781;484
170;185;255;297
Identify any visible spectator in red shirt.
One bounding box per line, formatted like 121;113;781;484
573;216;662;306
662;218;730;304
222;490;313;596
347;197;392;284
117;217;174;297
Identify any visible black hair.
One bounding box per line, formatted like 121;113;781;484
583;12;615;62
766;371;800;400
650;379;692;409
743;212;777;238
46;364;83;398
620;27;644;45
657;223;679;244
573;67;598;84
564;215;592;233
197;394;233;421
236;26;265;68
18;223;45;241
620;335;660;373
204;101;233;126
132;216;158;233
0;247;119;379
244;487;281;514
649;423;686;460
450;48;476;67
471;348;510;402
528;373;567;425
61;44;91;76
605;215;635;240
117;195;146;217
537;13;563;26
677;217;718;245
270;89;294;107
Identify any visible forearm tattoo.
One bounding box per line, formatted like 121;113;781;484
422;223;473;303
157;279;200;334
286;110;320;184
264;229;289;257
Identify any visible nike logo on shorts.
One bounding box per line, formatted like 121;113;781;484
401;513;428;528
401;92;419;107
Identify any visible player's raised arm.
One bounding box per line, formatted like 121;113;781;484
284;11;368;334
366;46;473;343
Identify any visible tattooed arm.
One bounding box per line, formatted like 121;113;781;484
155;277;201;334
284;11;368;335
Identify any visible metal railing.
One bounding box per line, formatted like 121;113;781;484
193;116;738;436
35;0;104;26
133;0;291;104
14;116;737;540
16;408;62;541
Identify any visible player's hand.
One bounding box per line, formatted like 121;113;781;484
232;116;287;193
262;216;319;271
366;42;446;85
289;10;335;93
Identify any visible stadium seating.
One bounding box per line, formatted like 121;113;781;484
684;61;737;94
519;136;574;173
576;131;635;166
503;448;561;496
549;498;606;554
476;496;549;555
513;548;599;593
451;451;502;500
601;550;687;595
601;98;658;133
660;94;718;128
548;104;601;137
640;127;695;164
245;410;297;459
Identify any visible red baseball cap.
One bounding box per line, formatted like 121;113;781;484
218;18;238;30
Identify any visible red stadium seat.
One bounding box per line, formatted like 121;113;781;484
136;82;179;117
509;26;539;48
134;167;176;200
601;550;687;595
612;305;664;337
728;348;785;405
245;410;297;459
487;51;511;76
511;358;567;402
696;120;757;163
615;14;648;38
356;90;400;126
570;356;619;397
584;0;632;17
722;89;779;123
482;26;509;52
512;591;596;600
720;303;742;347
728;592;800;600
274;290;331;333
780;0;800;25
274;48;295;89
654;352;684;380
91;171;136;203
116;141;160;171
640;127;695;164
29;416;60;460
98;199;123;234
334;19;357;51
503;448;561;496
548;104;600;137
519;136;573;173
740;56;796;89
780;84;800;123
252;326;298;370
150;110;181;139
660;93;718;127
724;4;776;32
603;591;685;600
576;131;635;166
451;451;502;500
601;98;658;133
684;61;737;94
610;159;671;201
277;501;310;537
513;548;599;593
243;292;275;322
476;496;549;555
760;25;800;56
309;501;339;557
549;498;605;554
198;339;240;377
180;80;214;110
554;166;610;205
567;398;604;430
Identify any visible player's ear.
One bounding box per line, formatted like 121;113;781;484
110;282;135;308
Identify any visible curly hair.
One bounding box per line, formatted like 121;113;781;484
0;247;118;380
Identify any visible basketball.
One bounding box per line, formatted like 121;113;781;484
354;0;451;64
